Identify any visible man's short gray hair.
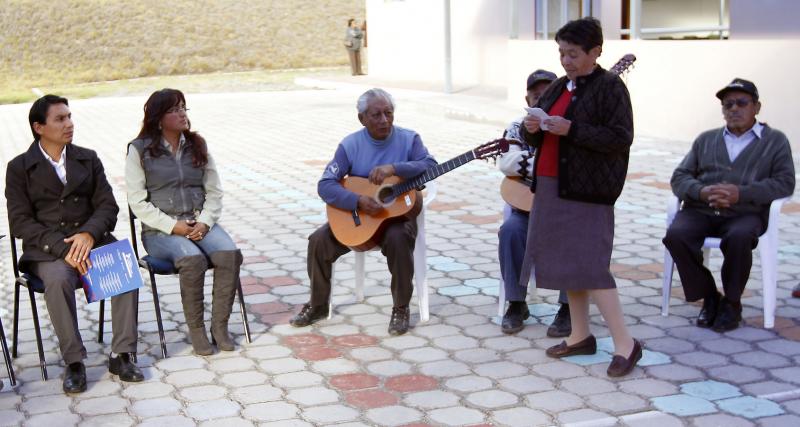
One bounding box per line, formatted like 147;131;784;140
357;88;395;114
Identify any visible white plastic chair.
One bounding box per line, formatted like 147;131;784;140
661;194;791;328
497;204;536;317
329;182;436;322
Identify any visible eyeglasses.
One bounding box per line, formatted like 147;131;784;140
722;99;752;110
166;107;189;114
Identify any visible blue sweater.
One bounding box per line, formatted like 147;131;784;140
318;126;437;210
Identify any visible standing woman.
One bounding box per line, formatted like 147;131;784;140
125;89;242;355
344;18;364;76
518;17;641;377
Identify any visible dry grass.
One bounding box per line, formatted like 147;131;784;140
0;0;364;103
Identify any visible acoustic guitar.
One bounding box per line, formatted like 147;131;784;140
500;53;638;212
328;139;510;250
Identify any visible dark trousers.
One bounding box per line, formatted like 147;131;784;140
29;259;139;364
347;49;363;75
308;220;417;308
499;209;568;304
663;208;764;303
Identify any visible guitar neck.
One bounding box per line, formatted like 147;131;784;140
390;150;477;197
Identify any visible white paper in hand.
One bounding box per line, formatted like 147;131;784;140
524;107;551;131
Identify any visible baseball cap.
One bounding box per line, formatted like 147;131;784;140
526;69;557;90
715;78;759;101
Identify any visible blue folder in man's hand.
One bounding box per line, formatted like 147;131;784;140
80;239;144;303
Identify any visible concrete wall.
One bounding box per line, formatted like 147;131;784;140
506;39;800;143
366;0;530;89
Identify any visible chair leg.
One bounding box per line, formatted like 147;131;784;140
97;299;105;343
27;287;47;381
0;317;16;386
354;252;365;302
148;268;167;358
413;233;429;323
760;241;778;329
328;262;336;320
498;279;506;318
12;283;20;358
236;279;252;343
662;249;676;317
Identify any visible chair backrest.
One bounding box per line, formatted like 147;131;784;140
6;225;21;279
127;206;142;260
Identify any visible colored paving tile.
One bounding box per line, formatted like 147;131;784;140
283;334;327;348
716;396;784;418
385;375;439;393
563;351;614;366
331;334;379;347
432;262;471;272
330;373;381;391
464;278;500;289
426;256;455;265
639;350;672;366
681;380;742;401
651;394;718;416
529;303;559;317
293;345;342;361
438;285;479;297
346;389;400;409
480;287;499;297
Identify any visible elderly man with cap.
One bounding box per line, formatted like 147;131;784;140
663;78;795;332
498;69;573;335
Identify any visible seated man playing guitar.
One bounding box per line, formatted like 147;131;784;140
498;69;572;336
290;88;437;335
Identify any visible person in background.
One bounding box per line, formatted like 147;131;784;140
6;95;142;393
664;78;794;331
518;18;641;377
498;68;572;337
345;18;365;76
126;89;243;355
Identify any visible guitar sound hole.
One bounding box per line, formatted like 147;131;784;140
378;187;395;204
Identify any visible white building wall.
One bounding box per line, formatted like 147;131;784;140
366;0;524;89
506;39;800;143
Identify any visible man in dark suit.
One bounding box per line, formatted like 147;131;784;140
5;95;143;393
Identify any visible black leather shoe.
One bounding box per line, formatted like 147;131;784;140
697;293;721;328
712;298;742;332
109;353;144;382
501;301;530;334
63;362;87;394
547;303;572;338
290;303;329;327
388;306;410;336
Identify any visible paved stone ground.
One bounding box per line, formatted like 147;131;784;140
1;80;800;426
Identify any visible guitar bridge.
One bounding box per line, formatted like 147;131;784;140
351;210;361;227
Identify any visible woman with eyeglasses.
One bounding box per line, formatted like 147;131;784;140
125;88;242;355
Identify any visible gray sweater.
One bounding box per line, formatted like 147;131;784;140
671;124;795;217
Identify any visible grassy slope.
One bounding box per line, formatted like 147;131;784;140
0;0;364;102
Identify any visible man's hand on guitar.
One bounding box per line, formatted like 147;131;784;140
357;195;383;216
368;164;395;185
